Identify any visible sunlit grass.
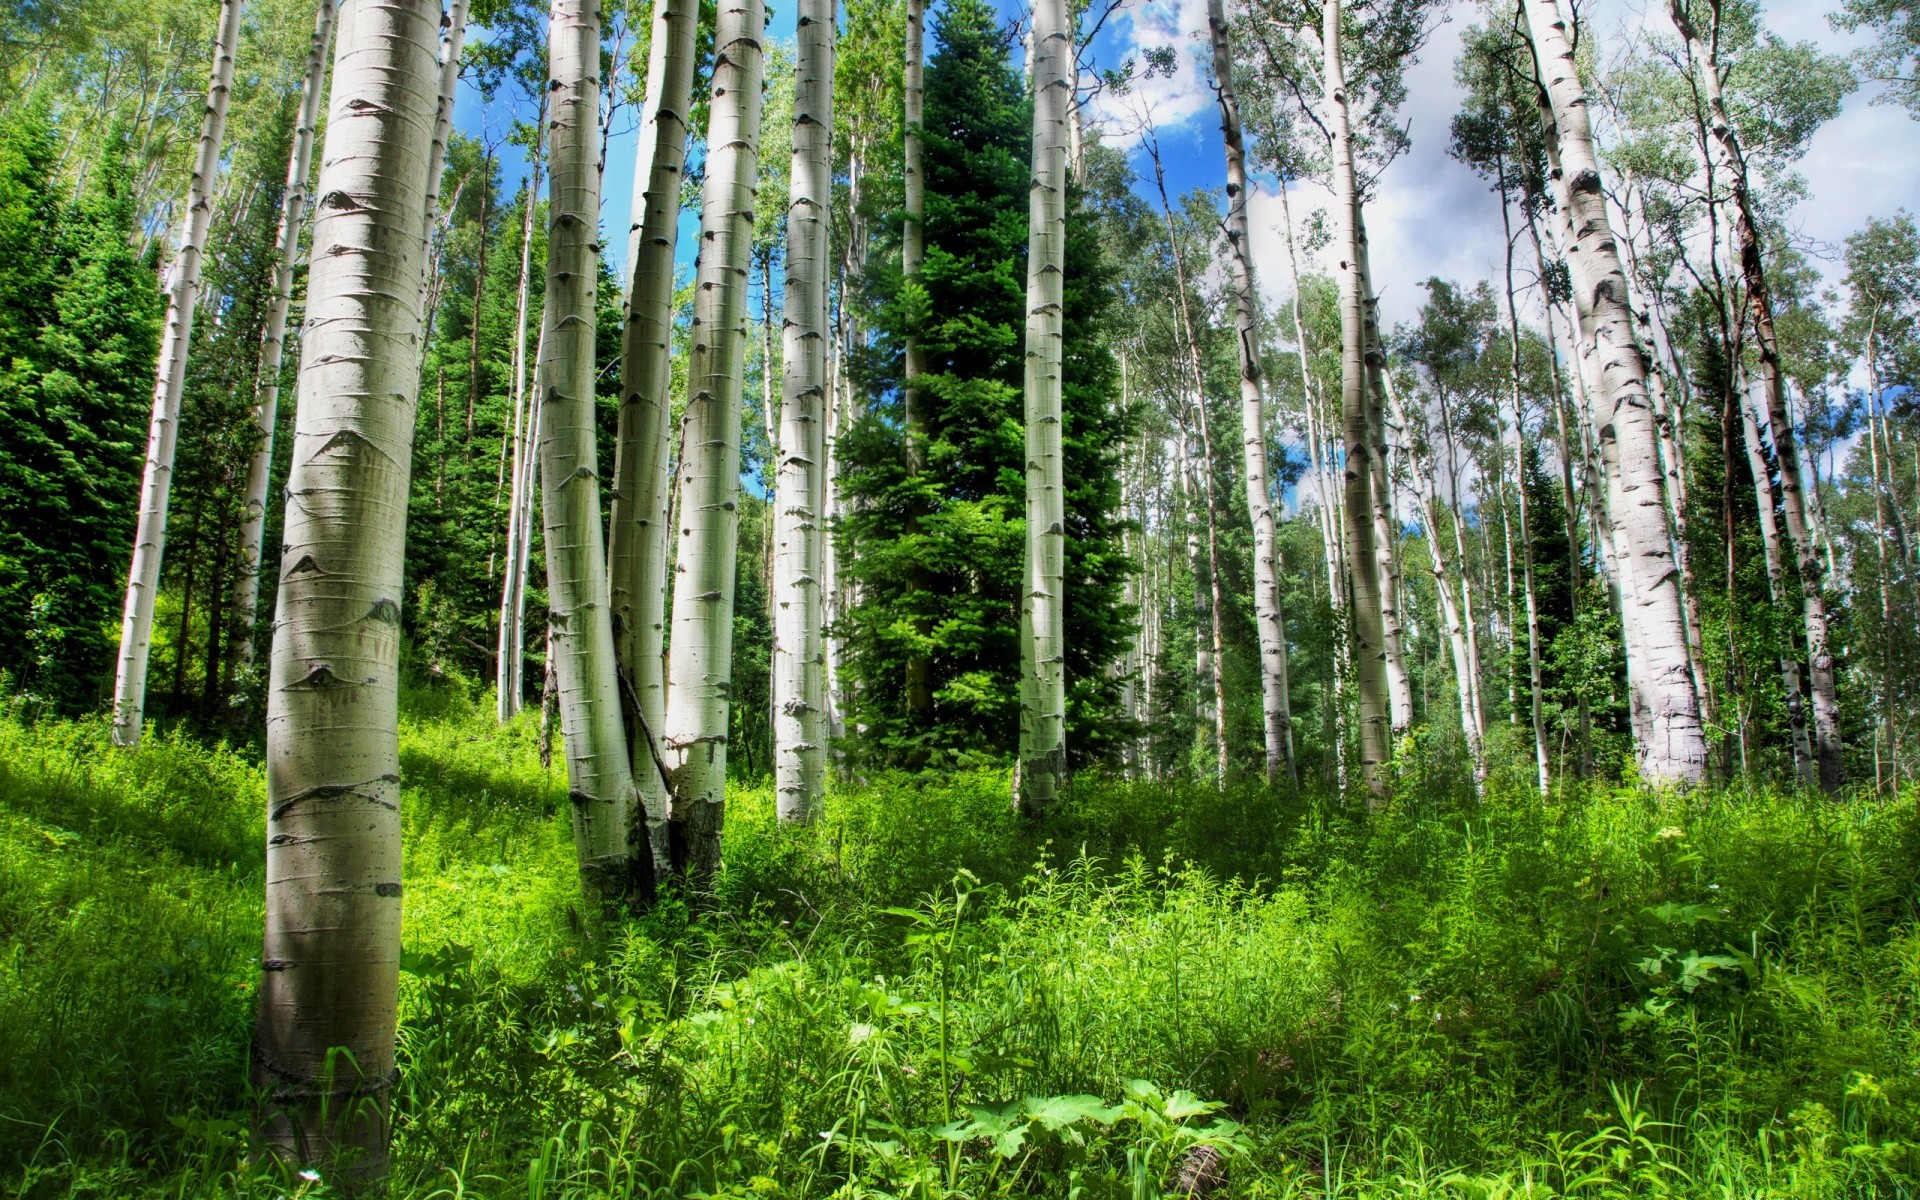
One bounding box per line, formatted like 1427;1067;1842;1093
1;689;1915;1197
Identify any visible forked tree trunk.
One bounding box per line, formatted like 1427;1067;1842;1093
1323;0;1391;798
664;0;765;876
1018;0;1070;811
610;0;696;873
112;0;245;748
1672;0;1842;790
1523;0;1707;784
252;0;442;1175
234;0;337;680
536;0;641;901
1207;0;1295;786
773;0;834;822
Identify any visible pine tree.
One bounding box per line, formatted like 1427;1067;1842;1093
837;0;1133;771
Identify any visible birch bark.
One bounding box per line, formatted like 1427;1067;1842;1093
112;0;245;748
1523;0;1707;784
773;0;833;821
496;110;547;721
610;0;696;872
1671;0;1843;789
1323;0;1391;797
1207;0;1295;786
664;0;765;875
252;0;442;1173
535;0;640;900
234;0;337;679
1018;0;1070;810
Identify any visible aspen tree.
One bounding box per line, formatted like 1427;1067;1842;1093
252;0;442;1173
234;0;338;678
497;104;547;721
773;0;834;821
1670;0;1843;789
1207;0;1296;786
1738;388;1817;783
419;0;472;300
1354;210;1414;734
535;0;640;899
611;0;697;874
664;0;765;874
1497;179;1550;792
899;0;934;718
1522;0;1707;784
1018;0;1070;810
1322;0;1391;797
111;0;244;748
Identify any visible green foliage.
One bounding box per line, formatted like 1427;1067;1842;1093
837;0;1136;771
6;693;1920;1196
0;106;160;712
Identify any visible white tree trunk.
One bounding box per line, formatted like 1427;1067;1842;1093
773;0;833;822
663;0;765;876
1523;0;1707;784
1738;386;1817;784
1018;0;1070;811
1207;0;1295;786
252;0;442;1174
1672;0;1843;789
535;0;639;900
111;0;245;748
496;112;547;721
233;0;337;680
610;0;697;875
1323;0;1391;798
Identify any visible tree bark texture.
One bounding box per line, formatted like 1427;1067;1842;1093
1018;0;1070;811
535;0;642;901
773;0;833;821
252;0;442;1175
1207;0;1296;786
664;0;764;876
113;0;245;748
1524;0;1707;784
235;0;338;679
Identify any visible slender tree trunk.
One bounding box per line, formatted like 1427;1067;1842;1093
1018;0;1069;811
112;0;244;748
1207;0;1294;785
898;0;933;718
1498;179;1549;792
536;0;640;901
234;0;336;682
419;0;470;306
610;0;696;875
1738;387;1816;783
1524;0;1707;784
467;150;491;439
773;0;833;822
1323;0;1390;798
1353;209;1413;736
1384;375;1485;778
664;0;765;875
1177;427;1217;777
1671;1;1842;789
1194;397;1232;787
253;0;441;1175
497;110;547;721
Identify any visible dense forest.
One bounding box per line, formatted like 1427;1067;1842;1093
3;0;1920;1194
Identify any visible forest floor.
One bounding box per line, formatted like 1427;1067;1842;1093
2;684;1918;1199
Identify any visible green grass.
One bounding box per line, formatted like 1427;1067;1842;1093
1;686;1917;1198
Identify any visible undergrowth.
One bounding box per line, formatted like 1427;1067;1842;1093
1;686;1917;1198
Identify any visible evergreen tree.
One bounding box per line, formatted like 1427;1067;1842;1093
837;0;1134;769
0;107;160;711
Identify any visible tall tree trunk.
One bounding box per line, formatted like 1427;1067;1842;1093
536;0;640;901
1207;0;1295;786
1353;210;1413;736
611;0;696;874
1384;374;1485;779
419;0;471;305
1738;387;1816;783
1523;0;1707;784
467;149;491;440
1177;427;1219;778
773;0;833;822
252;0;441;1174
1672;0;1843;789
1323;0;1390;798
1193;397;1232;787
234;0;337;682
112;0;244;748
1498;179;1550;792
1018;0;1069;811
663;0;765;876
899;0;933;718
497;112;547;721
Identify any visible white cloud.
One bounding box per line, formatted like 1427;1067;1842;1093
1083;0;1215;149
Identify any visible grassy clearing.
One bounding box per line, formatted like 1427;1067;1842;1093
1;687;1917;1198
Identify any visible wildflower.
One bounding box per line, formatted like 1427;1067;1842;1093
1656;827;1685;841
299;1169;321;1182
